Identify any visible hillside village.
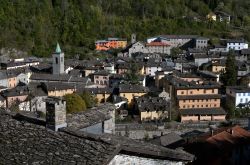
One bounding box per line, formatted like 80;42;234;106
1;33;250;164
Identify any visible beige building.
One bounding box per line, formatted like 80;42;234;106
41;82;76;97
163;75;226;122
119;84;148;107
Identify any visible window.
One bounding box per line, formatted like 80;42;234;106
61;57;63;62
238;93;241;96
212;89;214;93
214;104;216;107
246;98;248;103
248;93;250;96
55;57;58;64
183;105;186;108
181;91;184;94
240;98;243;103
243;93;246;96
204;90;206;94
206;105;208;107
190;91;193;94
192;105;195;108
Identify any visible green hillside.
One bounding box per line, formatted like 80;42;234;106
0;0;250;58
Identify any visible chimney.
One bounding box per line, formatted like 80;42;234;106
131;33;136;44
210;128;214;136
230;128;234;135
45;97;67;131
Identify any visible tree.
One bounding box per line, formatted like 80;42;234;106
80;91;96;108
64;93;86;113
221;50;237;86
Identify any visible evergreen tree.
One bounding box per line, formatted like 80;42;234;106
221;50;237;86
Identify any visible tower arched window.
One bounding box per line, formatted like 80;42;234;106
55;57;58;64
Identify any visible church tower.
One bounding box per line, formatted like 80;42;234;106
52;43;64;74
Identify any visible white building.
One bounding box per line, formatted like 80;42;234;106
226;86;250;107
226;39;248;52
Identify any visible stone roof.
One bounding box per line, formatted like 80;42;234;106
165;75;220;89
136;96;170;112
42;82;75;91
160;132;184;147
30;73;89;84
119;84;149;93
0;108;195;164
2;85;29;97
180;108;226;115
226;86;250;93
62;129;195;162
0;110;119;165
66;103;116;129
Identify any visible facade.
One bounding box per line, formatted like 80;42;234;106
91;70;110;86
95;38;127;51
144;62;162;77
145;41;171;54
52;43;65;75
226;39;248;52
163;76;226;122
135;96;169;121
120;42;149;57
118;84;149;106
226;86;250;107
195;37;209;49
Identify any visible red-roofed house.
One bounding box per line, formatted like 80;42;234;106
146;41;171;54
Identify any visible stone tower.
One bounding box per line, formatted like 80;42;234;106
131;33;136;44
52;43;64;74
46;97;67;131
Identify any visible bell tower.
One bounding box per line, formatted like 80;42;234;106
52;43;64;74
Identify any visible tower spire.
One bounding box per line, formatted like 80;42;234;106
55;42;61;53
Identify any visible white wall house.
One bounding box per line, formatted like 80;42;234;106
226;40;248;52
226;87;250;107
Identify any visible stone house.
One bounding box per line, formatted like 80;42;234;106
91;70;110;87
135;96;170;121
119;41;149;58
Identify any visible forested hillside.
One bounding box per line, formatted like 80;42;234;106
1;0;250;58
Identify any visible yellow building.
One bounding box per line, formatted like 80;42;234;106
42;82;76;97
119;84;148;107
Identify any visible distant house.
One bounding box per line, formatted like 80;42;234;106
147;35;208;49
215;11;231;23
0;58;39;70
145;41;171;54
143;62;162;77
118;84;149;106
226;86;250;108
41;82;76;97
135;96;170;121
226;39;248;52
2;85;29;108
119;41;149;58
95;38;127;51
90;70;110;87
